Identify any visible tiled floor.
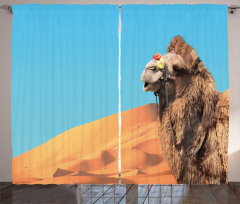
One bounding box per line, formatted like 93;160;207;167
1;182;240;203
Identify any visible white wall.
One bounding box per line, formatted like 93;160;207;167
0;0;239;182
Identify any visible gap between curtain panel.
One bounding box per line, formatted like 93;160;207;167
118;5;122;184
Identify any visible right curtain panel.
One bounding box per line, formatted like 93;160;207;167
121;4;229;184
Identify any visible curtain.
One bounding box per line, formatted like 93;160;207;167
121;5;229;184
12;5;119;184
12;4;229;185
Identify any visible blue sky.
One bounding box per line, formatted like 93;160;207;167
11;5;119;157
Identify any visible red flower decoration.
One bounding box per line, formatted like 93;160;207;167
152;53;162;60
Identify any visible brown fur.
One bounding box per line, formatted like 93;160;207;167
158;36;229;184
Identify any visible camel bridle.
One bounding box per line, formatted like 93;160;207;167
154;67;206;158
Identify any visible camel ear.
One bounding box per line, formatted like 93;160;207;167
167;35;186;54
167;36;200;72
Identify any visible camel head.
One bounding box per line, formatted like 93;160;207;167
141;36;199;94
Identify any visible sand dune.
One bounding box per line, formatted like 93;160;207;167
13;113;119;184
13;103;176;184
121;103;177;184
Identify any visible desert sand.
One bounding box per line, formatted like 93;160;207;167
13;104;176;184
121;104;177;184
13;113;119;184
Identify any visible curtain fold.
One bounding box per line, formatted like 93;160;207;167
12;4;119;184
121;4;229;184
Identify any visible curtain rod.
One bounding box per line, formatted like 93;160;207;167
1;5;240;14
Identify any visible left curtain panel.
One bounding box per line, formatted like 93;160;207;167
12;5;119;184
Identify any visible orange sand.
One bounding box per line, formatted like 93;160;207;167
121;104;177;184
13;104;176;185
12;114;119;184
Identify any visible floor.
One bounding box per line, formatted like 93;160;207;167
0;182;240;204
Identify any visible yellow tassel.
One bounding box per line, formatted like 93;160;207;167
157;58;165;69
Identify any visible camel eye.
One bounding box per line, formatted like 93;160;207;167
148;66;156;70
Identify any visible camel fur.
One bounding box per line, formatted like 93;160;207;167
142;36;229;184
